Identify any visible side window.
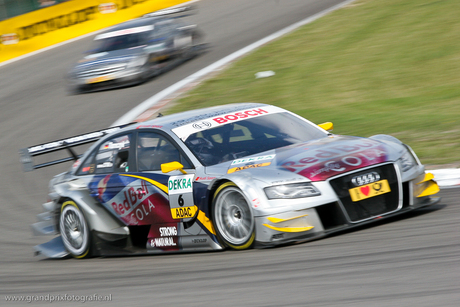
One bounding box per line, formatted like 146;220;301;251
94;134;132;174
137;132;191;171
76;151;97;176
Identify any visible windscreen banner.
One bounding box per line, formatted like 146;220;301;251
0;0;189;63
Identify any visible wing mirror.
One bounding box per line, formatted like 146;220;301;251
318;122;333;131
161;161;187;174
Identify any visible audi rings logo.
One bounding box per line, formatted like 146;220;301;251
192;121;212;129
352;171;380;187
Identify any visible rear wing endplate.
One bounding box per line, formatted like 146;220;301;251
19;123;133;172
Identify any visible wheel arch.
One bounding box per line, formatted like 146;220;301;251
54;184;127;236
207;175;258;250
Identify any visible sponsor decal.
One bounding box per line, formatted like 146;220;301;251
159;226;177;236
72;159;81;169
97;175;111;200
150;237;176;247
352;172;380;187
349;180;391;202
147;223;179;251
103;140;130;150
98;3;117;14
212;108;269;124
171;205;198;219
168;175;194;195
11;0;148;42
1;33;19;45
192;238;207;244
110;180;150;215
192;121;212;129
280;139;389;181
17;7;98;41
231;155;275;165
91;174;174;226
227;162;271;174
195;176;216;181
252;198;261;208
97;162;113;168
82;166;91;173
106;179;164;225
172;105;282;141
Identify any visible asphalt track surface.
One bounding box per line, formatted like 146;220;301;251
0;0;459;306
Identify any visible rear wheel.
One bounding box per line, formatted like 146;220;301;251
212;182;255;250
60;200;91;258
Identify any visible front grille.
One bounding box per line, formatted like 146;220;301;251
76;63;127;79
329;164;400;222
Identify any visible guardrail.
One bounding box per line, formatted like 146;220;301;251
0;0;189;63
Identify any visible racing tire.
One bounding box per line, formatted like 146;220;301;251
212;182;255;250
60;200;92;259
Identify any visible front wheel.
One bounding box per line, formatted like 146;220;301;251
212;182;255;250
60;200;91;258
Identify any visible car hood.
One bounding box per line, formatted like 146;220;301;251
212;135;401;182
74;48;144;69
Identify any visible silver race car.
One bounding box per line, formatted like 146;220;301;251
67;7;205;93
22;103;440;258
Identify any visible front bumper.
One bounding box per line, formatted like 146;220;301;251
69;68;145;92
254;170;441;247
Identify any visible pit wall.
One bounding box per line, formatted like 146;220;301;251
0;0;189;63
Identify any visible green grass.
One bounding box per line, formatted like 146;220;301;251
167;0;460;166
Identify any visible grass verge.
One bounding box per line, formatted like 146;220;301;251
167;0;460;166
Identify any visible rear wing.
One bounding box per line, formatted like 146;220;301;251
19;123;133;172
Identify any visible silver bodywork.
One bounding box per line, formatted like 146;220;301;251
67;10;205;93
29;103;440;258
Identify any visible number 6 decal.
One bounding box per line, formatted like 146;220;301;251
168;174;197;220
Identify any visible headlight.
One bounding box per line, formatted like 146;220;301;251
127;55;147;68
398;150;417;172
264;182;321;199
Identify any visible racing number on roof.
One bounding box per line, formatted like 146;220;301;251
168;174;197;221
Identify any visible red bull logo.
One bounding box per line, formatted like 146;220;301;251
97;175;111;201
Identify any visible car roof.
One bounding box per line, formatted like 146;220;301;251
103;16;170;32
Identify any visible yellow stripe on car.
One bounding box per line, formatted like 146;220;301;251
267;214;308;224
263;224;314;233
120;174;168;194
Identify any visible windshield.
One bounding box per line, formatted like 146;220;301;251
183;112;327;166
92;32;148;52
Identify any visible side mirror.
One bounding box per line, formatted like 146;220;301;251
318;122;333;132
161;161;187;174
